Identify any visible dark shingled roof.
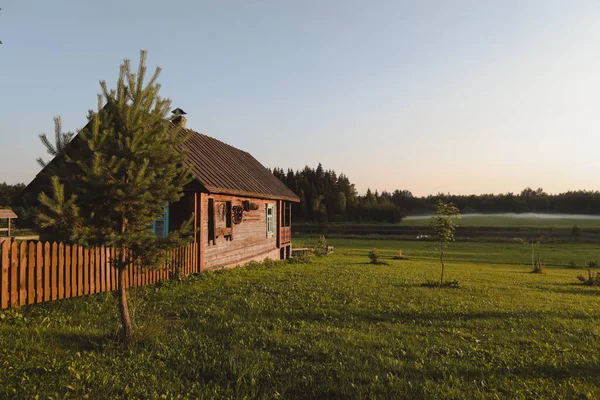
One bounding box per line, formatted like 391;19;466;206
0;210;17;219
21;120;299;203
180;127;299;202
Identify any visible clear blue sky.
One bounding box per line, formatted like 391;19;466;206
1;1;599;196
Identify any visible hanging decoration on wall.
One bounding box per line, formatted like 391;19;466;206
232;206;243;225
243;200;260;211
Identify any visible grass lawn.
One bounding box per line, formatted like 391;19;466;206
1;239;600;398
401;214;600;228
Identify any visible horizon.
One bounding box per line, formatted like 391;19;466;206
2;1;600;196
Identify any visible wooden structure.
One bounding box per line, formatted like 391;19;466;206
166;115;300;270
0;239;197;309
21;111;300;271
0;209;17;237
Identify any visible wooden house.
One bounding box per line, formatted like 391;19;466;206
22;112;299;270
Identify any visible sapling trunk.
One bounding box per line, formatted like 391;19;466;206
440;242;445;284
118;267;133;344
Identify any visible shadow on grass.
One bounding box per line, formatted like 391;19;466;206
44;331;112;352
543;283;600;297
455;361;600;381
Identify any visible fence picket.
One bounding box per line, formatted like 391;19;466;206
65;245;71;299
36;242;43;303
51;242;58;301
11;241;18;307
19;241;27;306
89;248;95;294
58;243;64;300
77;245;83;296
72;245;78;298
28;242;35;304
1;241;9;309
83;248;90;295
43;242;50;302
95;247;101;294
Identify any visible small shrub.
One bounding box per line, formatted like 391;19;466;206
314;235;328;257
568;260;577;269
392;249;408;260
368;248;380;264
422;280;460;289
531;256;544;274
577;269;600;286
587;260;598;269
289;252;312;264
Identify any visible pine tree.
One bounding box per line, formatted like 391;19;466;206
36;116;75;168
38;50;193;343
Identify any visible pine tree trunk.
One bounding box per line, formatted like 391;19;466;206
118;267;133;344
440;244;445;285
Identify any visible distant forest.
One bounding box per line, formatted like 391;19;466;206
3;164;600;226
273;163;600;223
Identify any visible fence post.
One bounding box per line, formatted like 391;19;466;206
1;241;9;309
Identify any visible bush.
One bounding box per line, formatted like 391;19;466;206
568;260;578;269
392;249;408;260
531;256;544;274
577;269;600;286
314;235;328;257
368;248;380;264
588;260;598;269
289;252;312;264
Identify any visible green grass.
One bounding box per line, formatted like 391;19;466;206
1;239;600;398
401;214;600;228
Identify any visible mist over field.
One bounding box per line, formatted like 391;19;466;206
405;213;600;220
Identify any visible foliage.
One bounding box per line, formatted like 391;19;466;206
568;260;578;268
368;248;380;264
271;164;403;223
587;260;598;269
313;235;328;256
2;239;600;398
531;256;544;274
515;236;544;270
572;224;581;238
37;50;193;342
430;200;461;284
577;269;600;286
36;116;75;168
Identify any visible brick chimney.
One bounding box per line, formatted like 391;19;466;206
171;108;187;128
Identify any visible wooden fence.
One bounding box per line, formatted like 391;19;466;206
0;240;198;309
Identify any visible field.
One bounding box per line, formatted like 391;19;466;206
402;213;600;228
1;239;600;398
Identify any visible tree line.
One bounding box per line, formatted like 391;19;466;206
4;166;600;226
273;164;600;222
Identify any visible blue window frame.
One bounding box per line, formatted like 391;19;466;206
152;206;170;238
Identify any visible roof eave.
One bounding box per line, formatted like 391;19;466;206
205;187;300;202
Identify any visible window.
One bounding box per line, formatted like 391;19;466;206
152;206;169;238
266;204;275;236
283;202;291;227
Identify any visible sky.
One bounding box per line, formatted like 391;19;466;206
1;1;600;196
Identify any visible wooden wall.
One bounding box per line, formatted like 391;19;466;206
201;194;280;269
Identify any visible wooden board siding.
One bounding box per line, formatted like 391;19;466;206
202;194;280;269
